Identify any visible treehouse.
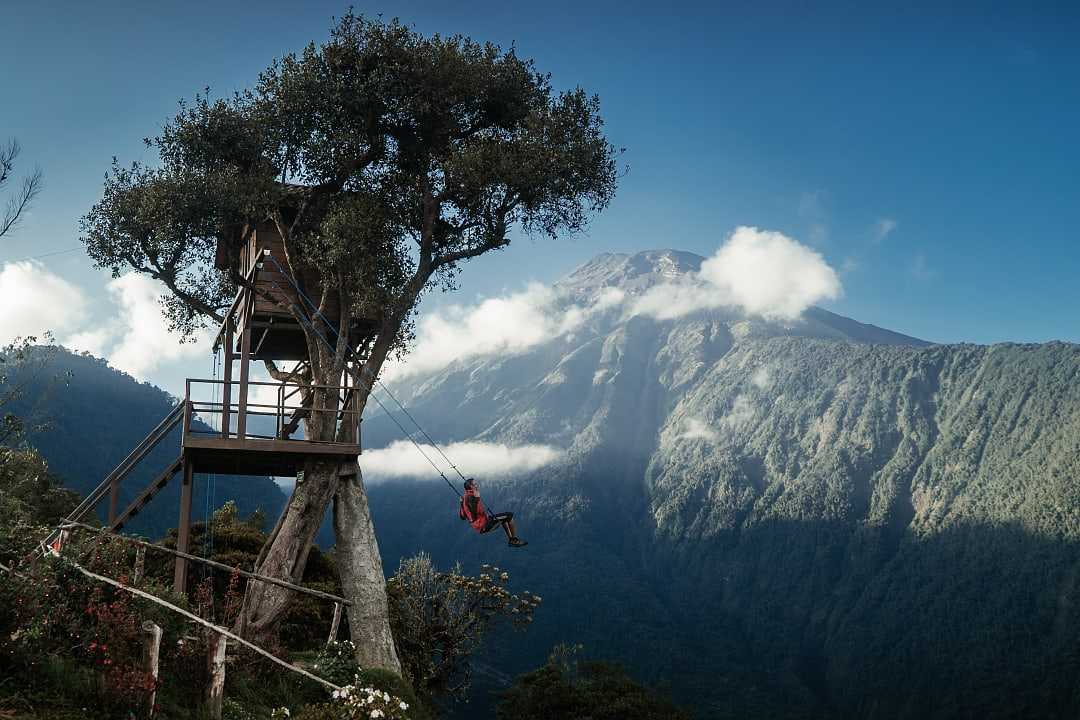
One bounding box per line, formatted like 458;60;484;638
56;226;372;593
213;220;379;360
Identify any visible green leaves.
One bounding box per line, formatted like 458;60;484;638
81;12;620;381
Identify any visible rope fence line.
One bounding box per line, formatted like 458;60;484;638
59;521;351;606
55;556;343;693
1;541;344;695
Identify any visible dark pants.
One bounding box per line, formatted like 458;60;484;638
481;512;514;534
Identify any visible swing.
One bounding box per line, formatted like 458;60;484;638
261;253;529;548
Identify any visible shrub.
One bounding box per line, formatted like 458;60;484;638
497;645;691;720
387;554;541;705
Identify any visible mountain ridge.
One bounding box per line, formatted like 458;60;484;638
361;251;1080;718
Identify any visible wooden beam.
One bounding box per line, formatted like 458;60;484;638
222;315;234;439
236;299;252;440
111;457;184;532
173;459;194;593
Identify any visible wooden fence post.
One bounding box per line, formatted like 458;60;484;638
141;621;163;717
206;630;227;719
327;602;343;647
133;545;146;584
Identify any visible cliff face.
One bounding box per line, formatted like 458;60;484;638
363;251;1080;718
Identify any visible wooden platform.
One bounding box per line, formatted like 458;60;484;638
182;435;360;476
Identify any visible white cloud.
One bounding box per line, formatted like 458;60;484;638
722;394;756;430
678;416;719;443
0;261;88;343
873;218;898;243
631;226;842;322
54;273;213;381
360;440;563;483
87;274;212;380
751;366;771;389
387;283;624;380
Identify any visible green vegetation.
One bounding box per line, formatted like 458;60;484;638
496;646;689;720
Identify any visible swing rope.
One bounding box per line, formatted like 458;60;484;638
257;265;463;499
266;255;469;483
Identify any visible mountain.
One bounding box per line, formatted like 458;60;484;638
4;348;287;537
361;250;1080;718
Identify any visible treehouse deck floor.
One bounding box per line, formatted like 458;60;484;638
182;435;360;476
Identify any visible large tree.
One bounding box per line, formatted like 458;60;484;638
80;15;618;667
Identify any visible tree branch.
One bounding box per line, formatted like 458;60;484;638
0;166;42;240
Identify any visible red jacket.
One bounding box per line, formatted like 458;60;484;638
459;486;489;532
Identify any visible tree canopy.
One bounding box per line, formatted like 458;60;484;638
81;13;620;378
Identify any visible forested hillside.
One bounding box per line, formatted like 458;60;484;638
7;252;1080;718
3;347;286;537
360;251;1080;719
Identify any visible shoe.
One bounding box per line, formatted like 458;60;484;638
508;537;528;548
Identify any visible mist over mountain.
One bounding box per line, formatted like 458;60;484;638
362;250;1080;718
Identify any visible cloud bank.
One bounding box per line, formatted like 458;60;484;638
389;227;841;380
386;283;624;379
92;274;212;378
360;440;563;483
631;227;842;321
0;261;88;342
0;261;211;382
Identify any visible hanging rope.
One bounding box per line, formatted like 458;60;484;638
263;256;470;485
258;268;463;499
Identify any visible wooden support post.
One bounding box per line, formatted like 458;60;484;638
141;620;163;716
221;316;234;438
173;459;194;593
236;303;252;440
206;630;227;720
327;602;343;647
133;545;146;584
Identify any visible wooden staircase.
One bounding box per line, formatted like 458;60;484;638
61;401;185;528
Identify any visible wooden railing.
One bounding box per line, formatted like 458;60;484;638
184;378;360;445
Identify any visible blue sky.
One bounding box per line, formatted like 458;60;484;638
2;1;1078;391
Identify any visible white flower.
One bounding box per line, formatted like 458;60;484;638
399;701;409;710
370;710;383;719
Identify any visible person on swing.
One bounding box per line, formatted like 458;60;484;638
459;477;527;547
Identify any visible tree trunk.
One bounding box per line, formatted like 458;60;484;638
236;457;340;647
334;465;402;671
